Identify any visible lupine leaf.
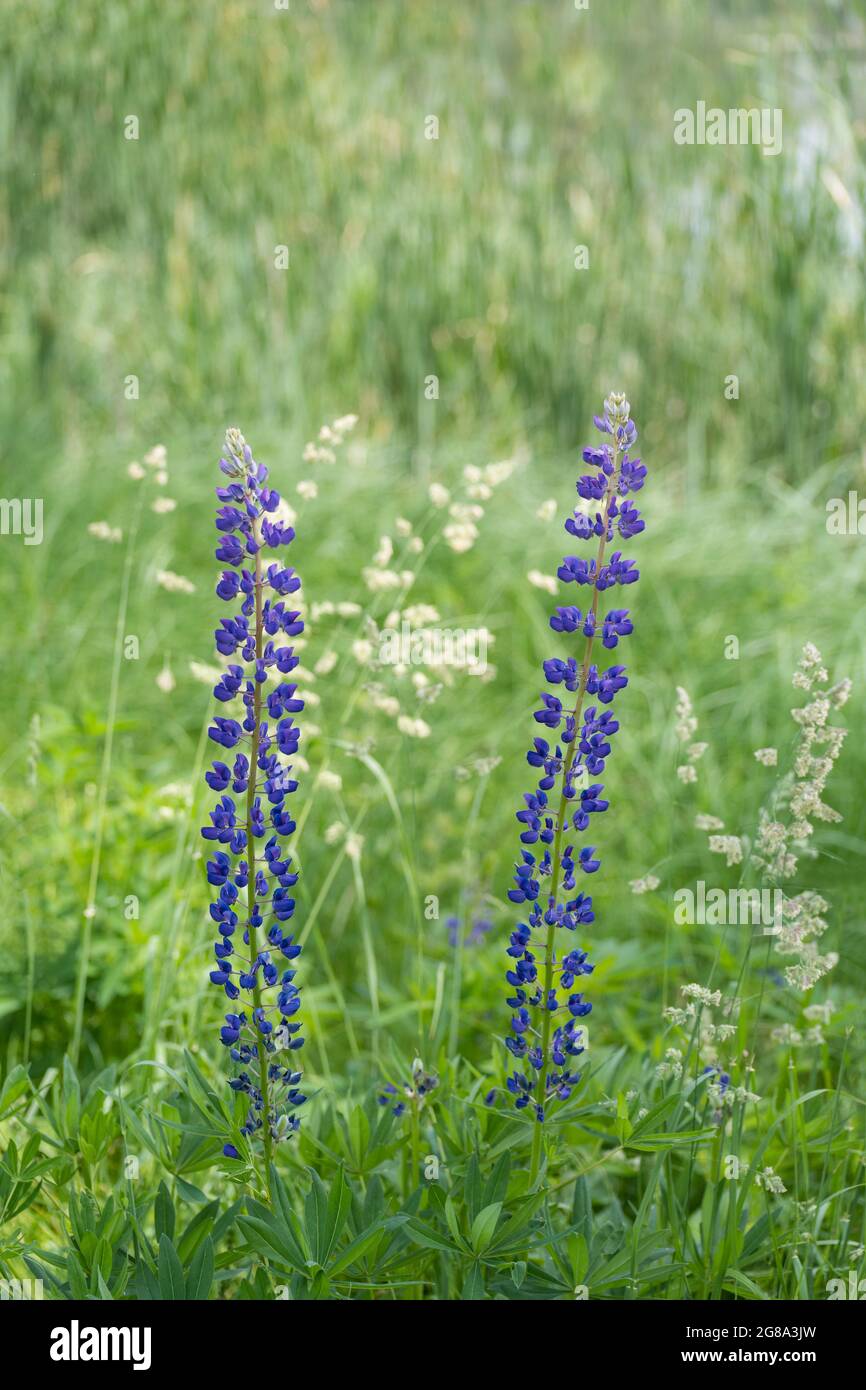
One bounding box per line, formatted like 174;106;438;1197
0;1065;30;1118
158;1234;186;1301
154;1181;175;1242
186;1236;215;1300
239;1215;305;1270
405;1219;462;1254
328;1216;409;1278
461;1261;485;1300
469;1202;502;1254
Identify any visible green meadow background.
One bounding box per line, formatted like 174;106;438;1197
0;0;864;1299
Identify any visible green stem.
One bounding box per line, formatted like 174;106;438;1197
71;488;143;1065
411;1101;421;1193
528;437;623;1186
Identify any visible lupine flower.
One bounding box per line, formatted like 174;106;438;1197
202;428;309;1163
499;393;648;1156
378;1059;439;1117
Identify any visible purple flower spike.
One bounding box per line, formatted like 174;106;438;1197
498;394;648;1171
202;427;308;1165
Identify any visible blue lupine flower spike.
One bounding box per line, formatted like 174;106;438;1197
502;393;647;1182
202;427;308;1168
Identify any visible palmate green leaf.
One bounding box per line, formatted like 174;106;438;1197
493;1264;572;1301
362;1174;385;1229
469;1202;502;1255
186;1235;215;1300
348;1104;371;1160
139;1260;162;1301
461;1261;485;1300
330;1103;397;1174
444;1195;464;1247
1;1177;42;1222
239;1215;306;1270
586;1228;673;1292
92;1235;114;1284
624;1127;717;1151
176;1199;220;1264
182;1050;234;1125
0;1064;30;1118
24;1254;66;1299
464;1154;482;1221
485;1188;547;1256
296;1127;345;1170
118;1097;172;1169
304;1171;329;1264
172;1134;227;1177
567;1233;589;1286
304;1167;352;1266
615;1092;633;1143
154;1181;175;1242
572;1175;592;1243
404;1217;462;1255
67;1249;88;1301
62;1057;81;1137
328;1215;410;1279
158;1234;186;1301
266;1168;310;1265
480;1153;511;1211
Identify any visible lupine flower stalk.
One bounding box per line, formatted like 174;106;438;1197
502;393;648;1182
202;428;308;1177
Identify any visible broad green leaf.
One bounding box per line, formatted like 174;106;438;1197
469;1202;502;1255
0;1065;30;1118
461;1261;485;1300
154;1181;175;1242
238;1215;305;1270
405;1218;462;1254
186;1236;215;1300
158;1234;186;1301
328;1219;408;1279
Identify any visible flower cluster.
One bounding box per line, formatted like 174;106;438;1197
674;686;707;784
501;393;648;1125
662;983;740;1072
751;643;848;989
202;428;308;1160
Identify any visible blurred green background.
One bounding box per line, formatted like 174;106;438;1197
0;0;864;1083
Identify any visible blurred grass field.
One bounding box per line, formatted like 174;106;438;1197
0;0;865;1300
